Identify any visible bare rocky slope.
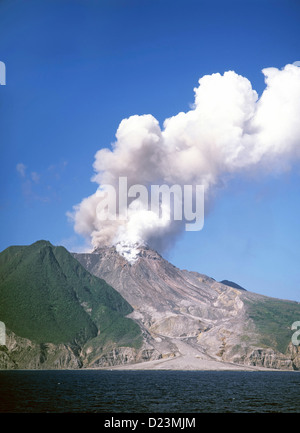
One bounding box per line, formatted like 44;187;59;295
73;245;300;370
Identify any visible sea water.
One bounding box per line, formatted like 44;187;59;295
0;370;299;413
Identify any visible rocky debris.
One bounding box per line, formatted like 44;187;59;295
87;346;162;367
73;245;300;371
246;348;294;370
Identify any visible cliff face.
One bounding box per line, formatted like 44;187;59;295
1;329;81;369
73;245;300;370
0;328;161;369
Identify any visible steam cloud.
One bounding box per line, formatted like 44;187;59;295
69;64;300;258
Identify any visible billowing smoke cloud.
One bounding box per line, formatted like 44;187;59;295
69;64;300;259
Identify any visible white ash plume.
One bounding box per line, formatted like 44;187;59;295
68;63;300;261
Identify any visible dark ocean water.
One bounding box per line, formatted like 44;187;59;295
0;370;299;413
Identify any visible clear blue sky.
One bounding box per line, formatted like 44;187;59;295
1;0;300;301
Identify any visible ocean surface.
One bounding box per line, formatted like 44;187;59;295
0;370;299;413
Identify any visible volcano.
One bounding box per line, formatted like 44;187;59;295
73;244;300;370
1;240;299;370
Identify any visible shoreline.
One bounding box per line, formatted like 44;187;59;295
2;356;298;372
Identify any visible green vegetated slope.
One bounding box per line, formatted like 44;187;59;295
0;240;142;349
244;295;300;354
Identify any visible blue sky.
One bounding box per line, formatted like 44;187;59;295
1;0;300;301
